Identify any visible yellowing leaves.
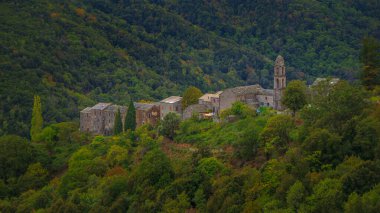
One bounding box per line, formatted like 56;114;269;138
75;8;86;17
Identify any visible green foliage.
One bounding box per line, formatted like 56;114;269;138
344;185;380;213
302;81;368;134
260;115;295;157
282;80;307;116
131;148;174;189
17;163;48;193
30;95;43;141
196;157;227;178
113;109;122;135
0;135;34;180
306;178;344;213
220;101;256;121
2;0;378;138
124;102;136;132
286;181;305;211
341;160;380;195
303;128;344;167
106;145;129;167
182;86;203;109
162;192;191;213
160;112;181;139
360;37;380;90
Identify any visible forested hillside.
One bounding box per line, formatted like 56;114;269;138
1;0;379;137
1;79;380;212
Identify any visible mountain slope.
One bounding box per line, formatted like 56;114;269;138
0;0;379;137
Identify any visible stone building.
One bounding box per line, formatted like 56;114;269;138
80;103;127;135
198;91;222;115
182;104;209;120
274;55;286;110
219;55;286;112
134;102;160;127
219;85;274;111
159;96;182;119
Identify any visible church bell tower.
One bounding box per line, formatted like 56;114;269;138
274;55;286;110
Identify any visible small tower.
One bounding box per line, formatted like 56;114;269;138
274;55;286;110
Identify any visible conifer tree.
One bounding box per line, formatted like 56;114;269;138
113;108;122;135
30;95;43;141
124;102;136;131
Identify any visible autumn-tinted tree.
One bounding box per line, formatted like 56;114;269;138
124;102;136;132
360;37;380;90
31;95;43;141
113;108;123;135
182;86;203;109
282;80;307;116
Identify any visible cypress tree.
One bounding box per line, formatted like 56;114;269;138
30;95;43;141
124;102;136;131
113;108;122;135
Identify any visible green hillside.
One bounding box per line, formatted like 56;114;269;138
1;0;379;137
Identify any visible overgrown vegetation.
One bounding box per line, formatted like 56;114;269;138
1;0;380;137
1;78;380;212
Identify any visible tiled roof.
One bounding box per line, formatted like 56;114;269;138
91;103;112;110
80;107;92;113
262;89;274;96
134;102;157;111
184;104;208;112
199;91;222;101
312;78;340;86
105;105;127;112
275;55;285;66
226;84;263;95
160;96;182;104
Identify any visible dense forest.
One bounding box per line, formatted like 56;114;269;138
1;0;380;137
1;78;380;212
1;1;380;212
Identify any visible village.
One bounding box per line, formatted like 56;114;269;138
80;55;337;135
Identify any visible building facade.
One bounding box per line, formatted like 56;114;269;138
182;104;209;120
80;103;127;135
274;55;286;110
219;55;286;112
135;103;160;127
159;96;182;119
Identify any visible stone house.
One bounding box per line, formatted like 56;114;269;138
219;85;270;111
80;103;127;135
159;96;182;119
134;102;160;127
182;104;209;120
219;55;286;112
198;91;222;116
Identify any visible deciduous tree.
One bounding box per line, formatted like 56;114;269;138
282;80;307;116
182;86;203;109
